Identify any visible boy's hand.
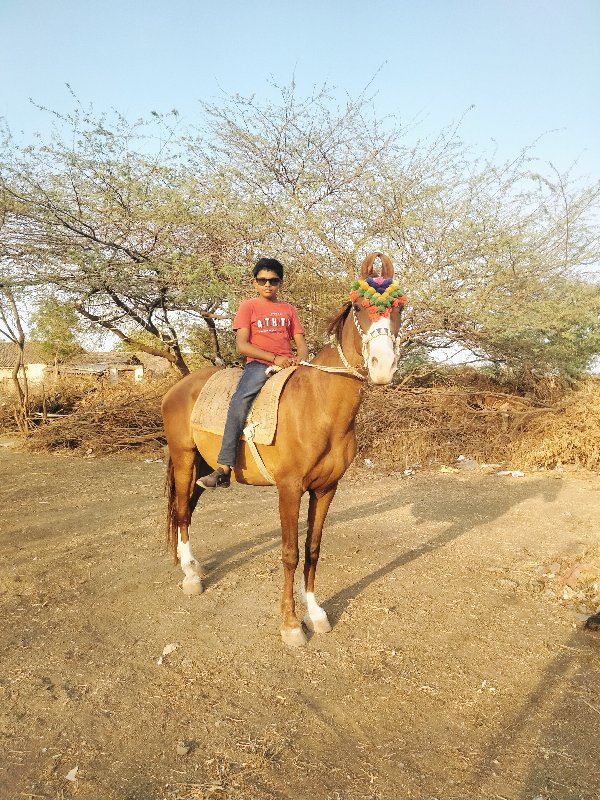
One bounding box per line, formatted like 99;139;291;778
273;355;297;368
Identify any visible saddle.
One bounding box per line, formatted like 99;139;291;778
191;365;297;445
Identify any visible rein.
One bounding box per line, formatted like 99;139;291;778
268;303;401;382
298;340;365;381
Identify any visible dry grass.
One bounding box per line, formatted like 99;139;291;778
2;372;599;471
356;386;541;469
356;377;600;472
507;380;600;470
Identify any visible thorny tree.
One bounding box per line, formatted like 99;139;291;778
1;85;599;380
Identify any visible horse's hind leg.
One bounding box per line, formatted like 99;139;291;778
301;485;337;634
169;447;204;595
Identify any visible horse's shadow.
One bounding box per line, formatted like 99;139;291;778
325;475;562;624
465;625;600;798
200;475;563;627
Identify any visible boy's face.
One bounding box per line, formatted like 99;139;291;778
253;269;282;300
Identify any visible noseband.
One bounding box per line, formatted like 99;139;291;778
350;304;401;365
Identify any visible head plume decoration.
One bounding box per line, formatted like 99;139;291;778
349;253;407;320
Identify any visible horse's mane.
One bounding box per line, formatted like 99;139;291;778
326;302;352;344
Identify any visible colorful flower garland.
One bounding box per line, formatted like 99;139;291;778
349;276;407;320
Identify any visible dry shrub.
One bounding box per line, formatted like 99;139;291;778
6;370;600;471
24;376;173;455
0;375;92;433
356;379;599;472
507;379;600;470
0;392;20;431
355;386;513;469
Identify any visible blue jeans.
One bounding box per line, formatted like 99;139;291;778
218;361;271;467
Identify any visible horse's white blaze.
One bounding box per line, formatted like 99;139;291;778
366;317;397;384
177;528;199;578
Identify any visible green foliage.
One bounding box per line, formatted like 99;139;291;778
30;297;84;362
184;323;238;366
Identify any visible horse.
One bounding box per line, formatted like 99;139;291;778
161;253;405;646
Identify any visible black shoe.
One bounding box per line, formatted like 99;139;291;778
197;467;231;489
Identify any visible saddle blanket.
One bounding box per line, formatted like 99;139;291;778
191;366;297;446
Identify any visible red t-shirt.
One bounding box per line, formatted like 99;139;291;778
233;298;305;365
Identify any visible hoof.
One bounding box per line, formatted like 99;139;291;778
303;612;332;634
182;575;203;596
280;626;308;648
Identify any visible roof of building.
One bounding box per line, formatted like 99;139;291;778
0;341;49;368
66;351;142;367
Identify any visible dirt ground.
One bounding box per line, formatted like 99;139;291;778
1;447;599;800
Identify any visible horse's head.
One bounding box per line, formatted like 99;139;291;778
348;252;406;384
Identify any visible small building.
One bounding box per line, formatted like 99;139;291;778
0;342;49;385
62;352;145;383
61;351;172;383
132;351;173;378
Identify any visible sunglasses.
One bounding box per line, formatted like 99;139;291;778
254;277;281;286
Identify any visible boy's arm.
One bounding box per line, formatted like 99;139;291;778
236;328;295;367
293;333;309;362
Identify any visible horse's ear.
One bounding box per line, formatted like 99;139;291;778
378;254;394;278
359;252;395;279
359;253;377;278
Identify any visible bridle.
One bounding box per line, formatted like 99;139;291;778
313;304;401;381
269;304;402;382
349;303;402;370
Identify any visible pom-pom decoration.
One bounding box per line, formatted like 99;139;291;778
349;278;407;320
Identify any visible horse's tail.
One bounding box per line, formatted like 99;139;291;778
165;457;179;564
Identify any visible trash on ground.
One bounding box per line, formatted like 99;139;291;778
157;643;179;665
456;455;479;470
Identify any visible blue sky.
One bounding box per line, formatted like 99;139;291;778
1;0;599;180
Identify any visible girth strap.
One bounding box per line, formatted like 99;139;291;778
244;351;367;485
242;422;276;485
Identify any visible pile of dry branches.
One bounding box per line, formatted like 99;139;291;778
356;379;599;472
23;378;169;455
3;373;599;471
507;380;600;470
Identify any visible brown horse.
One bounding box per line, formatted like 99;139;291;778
161;253;404;646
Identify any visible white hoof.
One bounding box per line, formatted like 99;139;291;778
303;612;332;634
280;626;308;647
182;575;203;596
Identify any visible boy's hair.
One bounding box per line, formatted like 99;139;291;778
253;258;284;280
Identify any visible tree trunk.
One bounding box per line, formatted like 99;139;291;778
202;315;223;363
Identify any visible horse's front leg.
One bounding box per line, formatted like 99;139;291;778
302;485;337;634
277;482;306;647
